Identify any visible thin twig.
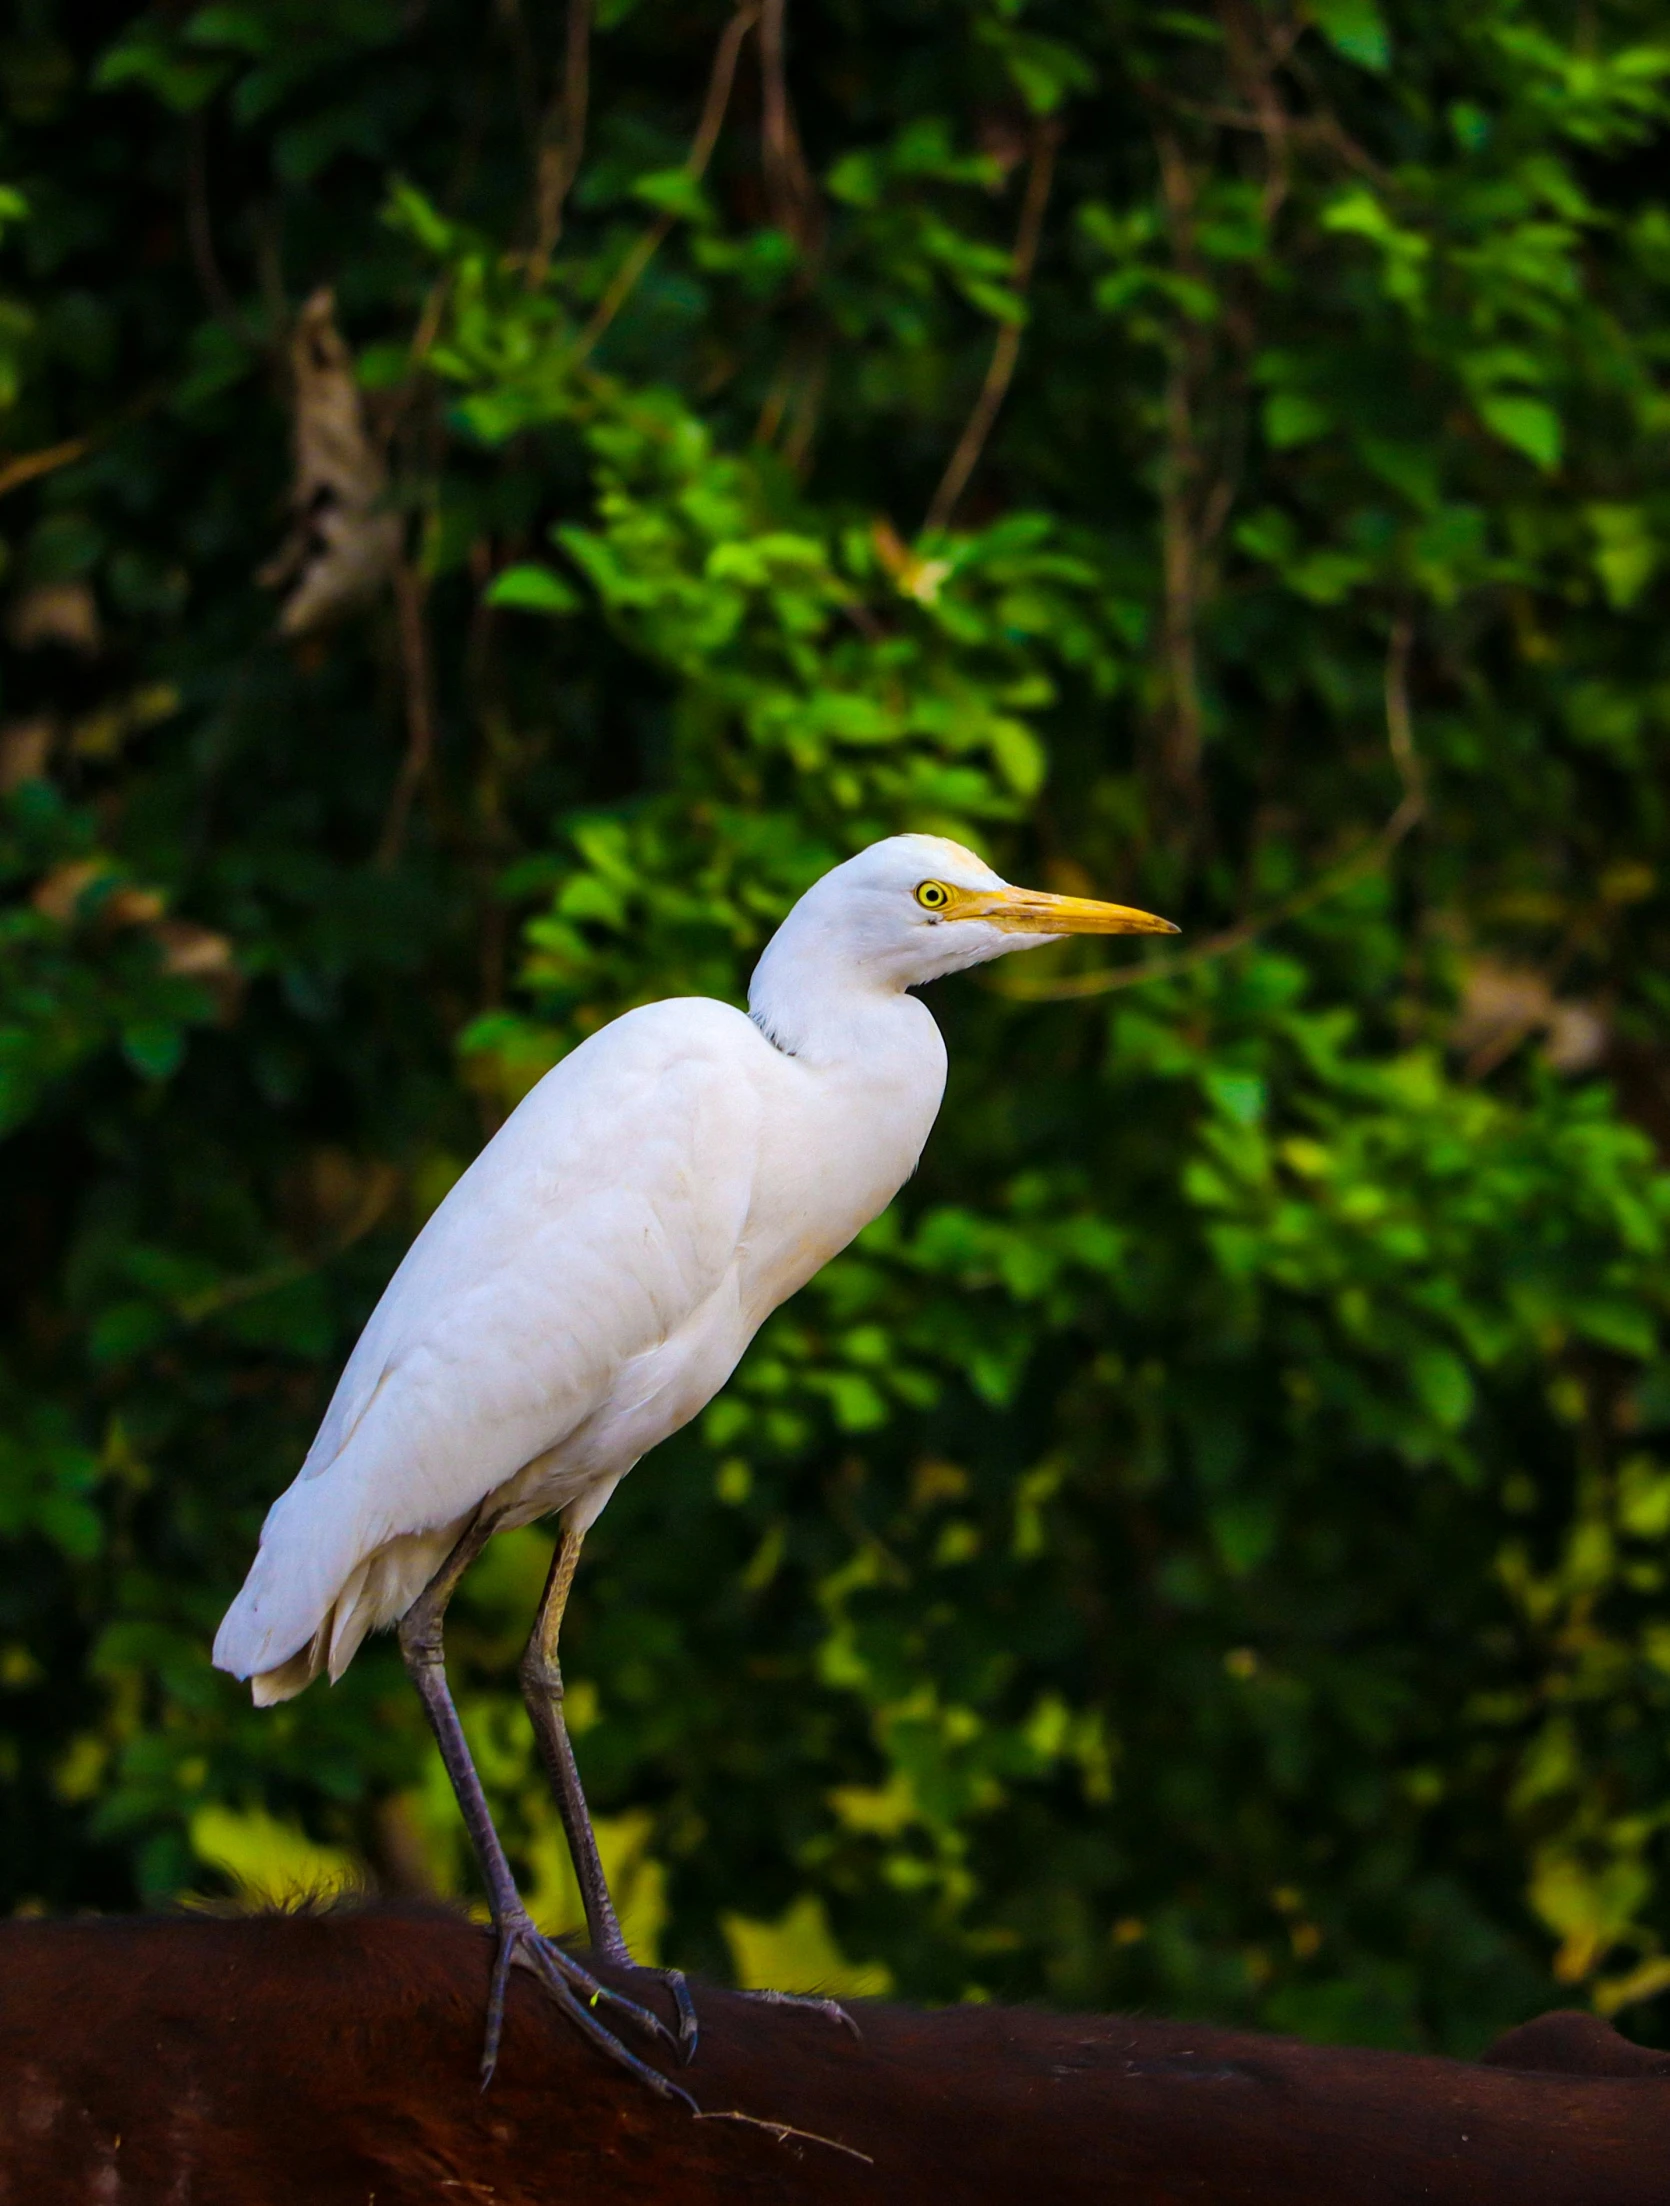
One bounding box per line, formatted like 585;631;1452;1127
186;113;241;328
0;435;90;501
378;558;439;868
779;343;827;475
1382;612;1421;806
527;0;592;287
498;0;544;152
753;354;795;446
992;618;1424;1002
571;4;759;364
1158;353;1205;792
174;1163;402;1326
1217;0;1296;226
0;384;168;502
923;117;1062;536
1160;97;1390;186
1152;127;1210;799
368;277;455;456
407;279;451;374
693;2110;874;2166
757;0;823;263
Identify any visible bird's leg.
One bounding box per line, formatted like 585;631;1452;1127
520;1526;617;1947
520;1522;699;2058
398;1512;693;2103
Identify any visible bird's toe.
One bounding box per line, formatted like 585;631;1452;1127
736;1985;863;2039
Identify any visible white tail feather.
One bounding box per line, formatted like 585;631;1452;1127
219;1502;470;1706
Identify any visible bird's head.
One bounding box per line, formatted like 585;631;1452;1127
752;833;1178;1011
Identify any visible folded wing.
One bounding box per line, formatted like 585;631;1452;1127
213;1000;763;1687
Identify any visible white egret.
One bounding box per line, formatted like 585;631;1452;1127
214;833;1175;2095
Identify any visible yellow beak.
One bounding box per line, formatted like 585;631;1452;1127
958;885;1180;936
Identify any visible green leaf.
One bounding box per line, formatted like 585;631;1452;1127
1264;393;1332;448
1477;394;1562;471
986;718;1046;797
1208;1497;1278;1574
1411;1345;1475;1433
89;1299;170;1365
383;176;459;255
981;30;1097;116
1586;505;1658;610
631;167;714;226
1309;0;1390;72
1206;1070;1267;1126
95;39;229;112
120;1022;185;1081
486;565;584;615
1569;1297;1657;1360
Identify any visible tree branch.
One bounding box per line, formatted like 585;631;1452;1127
186;113;241;329
13;1910;1670;2204
0;435;90;502
1151;128;1212;801
922;116;1062;537
0;384;167;503
377;558;440;869
757;0;823;265
527;0;592;288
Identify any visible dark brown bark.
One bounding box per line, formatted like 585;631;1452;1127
3;1907;1667;2204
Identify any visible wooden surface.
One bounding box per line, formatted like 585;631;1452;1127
2;1906;1668;2203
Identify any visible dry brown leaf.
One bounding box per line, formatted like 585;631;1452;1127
103;884;169;927
1452;958;1552;1049
153;916;242;1018
7;580;101;653
0;717;54;790
1542;1000;1610;1074
151;917;234;978
1453;956;1609;1078
258;287;402;635
33;861;167;928
32;859;111;921
30;855;243;1016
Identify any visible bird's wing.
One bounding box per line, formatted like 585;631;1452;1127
214;1000;764;1678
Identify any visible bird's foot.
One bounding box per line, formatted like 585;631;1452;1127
735;1985;863;2040
481;1911;697;2107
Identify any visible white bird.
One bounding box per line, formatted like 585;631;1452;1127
214;832;1174;2095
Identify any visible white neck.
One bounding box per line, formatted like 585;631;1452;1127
750;943;879;1058
748;923;941;1075
739;900;952;1323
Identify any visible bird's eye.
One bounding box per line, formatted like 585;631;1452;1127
915;880;951;911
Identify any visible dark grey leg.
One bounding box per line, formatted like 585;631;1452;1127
520;1522;699;2056
519;1524;620;1952
398;1510;694;2103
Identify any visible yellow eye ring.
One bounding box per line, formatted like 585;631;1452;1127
915;880;951;911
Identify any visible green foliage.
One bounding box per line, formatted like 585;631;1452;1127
5;0;1670;2053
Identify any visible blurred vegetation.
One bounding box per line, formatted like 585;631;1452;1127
5;0;1670;2053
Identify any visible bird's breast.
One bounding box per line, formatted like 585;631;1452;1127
738;1034;944;1324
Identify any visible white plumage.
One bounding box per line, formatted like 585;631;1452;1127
214;833;1174;1705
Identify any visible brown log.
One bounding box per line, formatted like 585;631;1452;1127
2;1906;1667;2203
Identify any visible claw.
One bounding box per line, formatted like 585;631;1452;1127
611;1961;699;2063
665;1966;700;2062
481;1916;518;2085
480;1915;698;2108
